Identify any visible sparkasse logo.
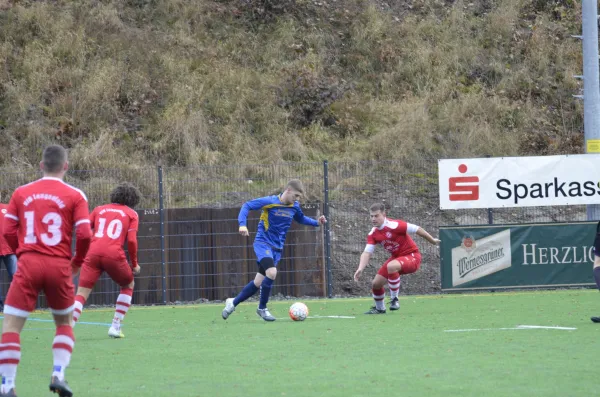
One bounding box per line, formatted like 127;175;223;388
449;164;479;202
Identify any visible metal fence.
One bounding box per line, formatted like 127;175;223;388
0;160;588;306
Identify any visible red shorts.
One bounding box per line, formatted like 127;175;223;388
5;252;74;316
377;252;422;278
78;254;133;289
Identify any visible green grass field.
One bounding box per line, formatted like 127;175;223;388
4;289;599;396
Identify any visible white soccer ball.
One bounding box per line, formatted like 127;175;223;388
288;302;309;321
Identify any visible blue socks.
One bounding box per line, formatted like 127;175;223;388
233;281;259;306
259;277;274;309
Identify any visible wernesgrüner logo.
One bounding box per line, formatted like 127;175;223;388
451;229;512;287
457;246;505;279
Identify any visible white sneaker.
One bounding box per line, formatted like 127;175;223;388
108;326;125;338
222;298;235;320
256;308;276;321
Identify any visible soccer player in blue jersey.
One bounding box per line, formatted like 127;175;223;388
222;179;326;321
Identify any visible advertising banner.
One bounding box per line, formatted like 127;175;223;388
440;222;597;290
439;154;600;209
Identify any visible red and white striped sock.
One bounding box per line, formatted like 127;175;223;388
372;287;385;310
0;332;20;393
73;295;86;326
388;273;401;299
112;288;133;330
52;325;74;381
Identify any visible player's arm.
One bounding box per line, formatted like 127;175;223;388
71;196;92;271
353;250;373;282
414;225;441;246
237;196;274;236
2;192;20;252
127;214;140;274
354;234;376;281
292;204;326;227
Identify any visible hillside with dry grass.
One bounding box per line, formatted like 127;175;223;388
0;0;583;171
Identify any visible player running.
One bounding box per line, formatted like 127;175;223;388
353;203;440;314
72;183;141;338
0;145;92;397
222;179;326;322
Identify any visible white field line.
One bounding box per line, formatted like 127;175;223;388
444;325;577;332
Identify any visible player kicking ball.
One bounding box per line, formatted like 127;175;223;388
1;145;92;397
353;203;440;314
72;183;141;338
222;179;326;321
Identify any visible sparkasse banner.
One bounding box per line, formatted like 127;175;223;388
438;154;600;210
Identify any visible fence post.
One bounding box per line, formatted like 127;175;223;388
485;155;494;224
323;160;333;298
158;166;167;305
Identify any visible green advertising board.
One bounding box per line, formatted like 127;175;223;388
439;222;598;291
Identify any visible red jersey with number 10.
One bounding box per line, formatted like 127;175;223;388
366;218;419;257
5;177;90;259
88;204;139;257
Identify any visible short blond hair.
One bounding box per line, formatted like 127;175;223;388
286;179;305;195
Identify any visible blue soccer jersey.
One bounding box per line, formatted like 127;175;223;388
238;195;319;250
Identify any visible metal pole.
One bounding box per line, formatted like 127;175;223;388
581;0;600;220
323;160;333;298
485;155;493;224
158;166;167;304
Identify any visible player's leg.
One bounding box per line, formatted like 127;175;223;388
0;313;26;396
591;239;600;322
103;257;135;338
256;261;277;321
49;312;74;397
0;255;16;311
386;253;422;276
255;248;281;321
235;271;263;307
387;272;401;310
1;255;41;395
73;256;101;326
44;262;76;397
72;287;92;326
365;270;388;314
222;243;272;320
107;281;133;339
258;257;277;310
3;255;16;282
222;271;263;320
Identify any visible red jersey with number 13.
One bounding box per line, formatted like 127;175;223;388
5;177;90;259
88;204;139;257
366;218;419;257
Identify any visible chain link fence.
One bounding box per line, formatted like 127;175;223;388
0;160;587;306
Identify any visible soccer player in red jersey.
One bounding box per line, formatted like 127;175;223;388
73;183;141;338
353;203;440;314
0;145;92;397
0;201;18;311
